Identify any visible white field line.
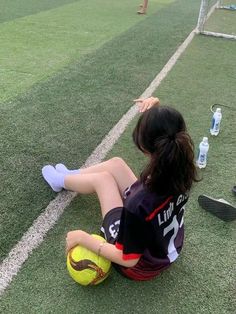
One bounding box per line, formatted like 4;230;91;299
0;27;197;297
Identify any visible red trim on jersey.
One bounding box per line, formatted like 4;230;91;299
115;242;123;250
122;253;142;260
145;195;173;221
115;242;141;260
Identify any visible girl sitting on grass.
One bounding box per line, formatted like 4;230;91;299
42;97;198;281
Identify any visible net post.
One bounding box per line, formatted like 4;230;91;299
217;0;223;8
197;0;208;33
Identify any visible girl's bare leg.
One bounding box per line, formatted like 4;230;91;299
79;157;137;195
64;171;123;218
57;158;136;194
42;158;136;217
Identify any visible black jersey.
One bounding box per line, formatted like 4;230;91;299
115;180;188;280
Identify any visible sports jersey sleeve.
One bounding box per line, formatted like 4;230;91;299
115;208;149;260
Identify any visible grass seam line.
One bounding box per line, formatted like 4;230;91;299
0;26;197;297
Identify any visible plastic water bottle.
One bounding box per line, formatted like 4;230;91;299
210;108;222;136
196;137;209;169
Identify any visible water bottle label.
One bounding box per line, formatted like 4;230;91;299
215;122;219;131
211;118;215;129
200;154;205;163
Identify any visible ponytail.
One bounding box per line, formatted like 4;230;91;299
133;106;199;195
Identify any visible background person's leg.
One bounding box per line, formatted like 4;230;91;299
137;0;148;14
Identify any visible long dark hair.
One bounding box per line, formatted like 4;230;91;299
132;105;198;195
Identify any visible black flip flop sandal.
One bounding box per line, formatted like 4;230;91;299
232;186;236;196
198;194;236;222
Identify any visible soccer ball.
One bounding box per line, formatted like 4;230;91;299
66;234;111;285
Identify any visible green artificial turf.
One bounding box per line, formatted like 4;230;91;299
1;34;235;314
0;0;200;260
0;0;81;23
0;0;168;103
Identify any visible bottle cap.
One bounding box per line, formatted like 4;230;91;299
203;137;208;143
216;108;221;113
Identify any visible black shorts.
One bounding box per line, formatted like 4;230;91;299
101;207;123;244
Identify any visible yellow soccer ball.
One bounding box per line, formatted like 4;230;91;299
67;234;111;285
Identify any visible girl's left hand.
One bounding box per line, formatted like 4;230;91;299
66;230;87;254
134;96;160;112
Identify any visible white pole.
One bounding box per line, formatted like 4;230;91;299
201;31;236;40
197;0;208;32
217;0;223;8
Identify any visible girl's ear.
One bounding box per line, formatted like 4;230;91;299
144;151;151;158
141;146;151;157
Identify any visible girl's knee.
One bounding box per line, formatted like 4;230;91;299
98;171;114;182
91;171;115;190
110;157;126;168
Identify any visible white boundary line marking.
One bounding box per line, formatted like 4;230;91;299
0;27;197;296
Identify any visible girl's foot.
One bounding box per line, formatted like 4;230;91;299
198;194;236;221
42;165;65;192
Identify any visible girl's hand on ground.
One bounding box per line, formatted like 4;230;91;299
134;96;160;112
66;230;87;254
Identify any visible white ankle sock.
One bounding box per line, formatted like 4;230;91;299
55;163;80;174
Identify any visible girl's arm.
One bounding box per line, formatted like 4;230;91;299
66;230;139;268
